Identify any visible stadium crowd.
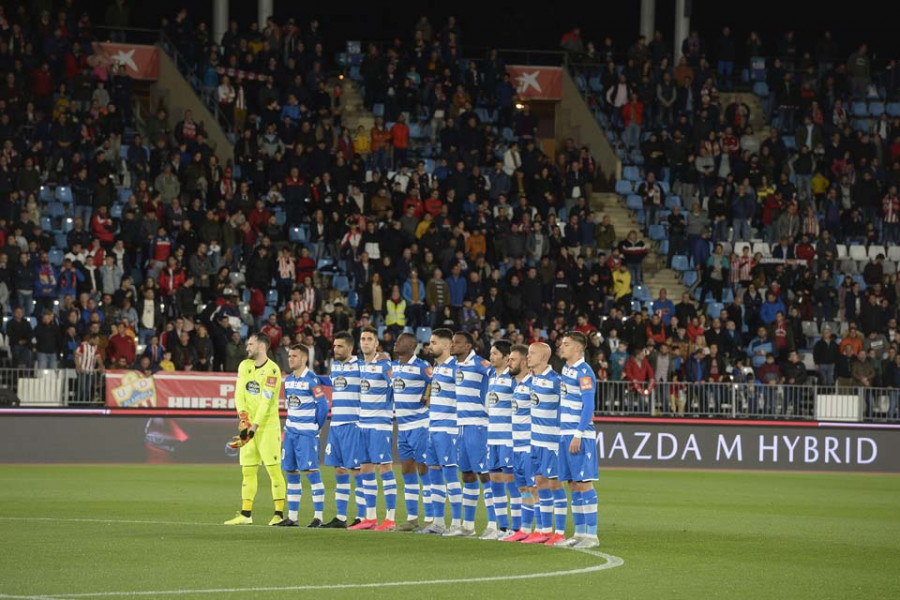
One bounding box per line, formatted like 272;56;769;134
0;4;898;418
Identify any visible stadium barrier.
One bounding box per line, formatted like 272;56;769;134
594;381;900;424
0;368;98;407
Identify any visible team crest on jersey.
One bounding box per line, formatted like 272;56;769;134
287;395;301;409
246;381;260;394
433;382;442;394
360;380;371;392
531;392;540;406
333;376;348;390
392;378;407;392
456;370;464;384
487;391;499;405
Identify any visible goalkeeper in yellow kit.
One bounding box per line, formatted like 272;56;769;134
224;333;287;526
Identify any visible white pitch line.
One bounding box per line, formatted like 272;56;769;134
0;517;624;599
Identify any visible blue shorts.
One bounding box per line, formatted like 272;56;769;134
513;451;535;488
425;431;458;467
531;446;560;479
398;427;429;462
486;444;514;472
358;427;393;464
282;431;320;472
558;435;599;482
457;425;488;473
324;424;361;469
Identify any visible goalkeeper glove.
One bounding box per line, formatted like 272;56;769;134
238;411;251;431
227;429;255;449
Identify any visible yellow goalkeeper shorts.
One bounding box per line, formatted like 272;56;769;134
239;426;282;466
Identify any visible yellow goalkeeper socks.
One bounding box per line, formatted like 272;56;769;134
265;463;286;517
241;466;259;516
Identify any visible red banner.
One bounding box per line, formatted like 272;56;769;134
105;370;333;410
91;43;160;80
506;65;563;100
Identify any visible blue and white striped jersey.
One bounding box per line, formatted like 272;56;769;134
428;356;458;434
456;351;491;427
560;358;596;439
283;368;329;435
530;367;561;450
487;367;514;447
511;374;533;453
392;356;432;431
328;357;360;427
358;357;393;431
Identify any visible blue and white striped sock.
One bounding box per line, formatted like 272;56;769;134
363;473;377;521
382;471;397;521
484;485;496;529
491;482;508;530
538;488;553;533
553;488;568;534
522;498;535;531
507;482;522;531
354;474;366;520
421;473;433;521
443;467;462;526
402;472;419;520
307;471;324;520
430;469;446;521
571;490;585;536
462;481;479;530
334;473;350;521
583;488;598;536
286;473;302;522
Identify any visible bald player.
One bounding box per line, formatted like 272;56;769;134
521;342;568;546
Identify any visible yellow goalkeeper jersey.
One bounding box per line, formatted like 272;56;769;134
234;358;283;431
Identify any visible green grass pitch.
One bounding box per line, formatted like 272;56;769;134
0;465;898;599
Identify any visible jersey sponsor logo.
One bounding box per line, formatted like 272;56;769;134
530;392;540;406
487;391;499;405
263;389;274;400
432;381;442;394
287;394;301;409
332;376;348;390
580;376;593;390
246;381;260;394
312;385;325;398
392;378;407;392
265;376;277;387
456;370;465;384
360;379;371;393
425;366;434;378
480;359;490;368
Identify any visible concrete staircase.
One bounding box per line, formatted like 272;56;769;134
339;78;374;134
591;192;687;303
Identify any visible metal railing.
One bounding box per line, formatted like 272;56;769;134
0;368;102;407
595;380;899;423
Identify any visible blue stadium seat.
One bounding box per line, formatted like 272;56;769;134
239;324;249;340
275;211;286;227
48;202;65;219
658;181;670;194
623;166;641;181
626;195;644;211
632;285;650;302
615;180;632;195
665;195;682;210
631;300;642;314
54;233;67;249
853;119;871;133
40;216;52;231
347;291;358;309
49;249;64;266
869;102;885;117
887;102;900;117
372;103;385;117
682;269;699;288
332;275;350;293
851;101;868;117
649;225;666;241
118;188;132;204
671;255;689;272
289;225;309;243
266;289;278;306
119;145;130;161
589;76;603;92
62;218;74;232
707;302;724;320
416;327;432;344
56;186;73;203
40;186;55;203
752;81;769;97
721;287;735;304
110;205;123;219
575;74;586;92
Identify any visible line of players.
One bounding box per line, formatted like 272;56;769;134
233;327;600;548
